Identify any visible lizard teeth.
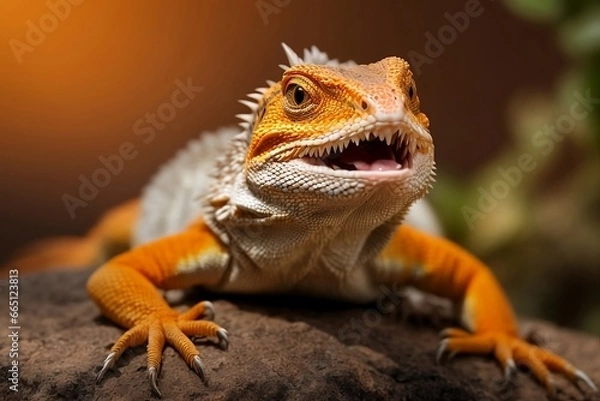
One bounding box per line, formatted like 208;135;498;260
400;143;408;161
379;127;393;142
398;132;408;151
297;123;424;174
408;138;417;155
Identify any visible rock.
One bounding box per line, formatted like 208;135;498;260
1;268;599;401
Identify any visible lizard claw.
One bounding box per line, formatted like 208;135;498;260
94;300;227;397
179;300;216;321
545;378;557;400
437;327;599;396
201;301;215;321
503;358;517;382
575;369;599;393
436;339;457;363
96;351;117;383
148;366;162;398
192;355;207;384
436;339;448;363
217;328;229;350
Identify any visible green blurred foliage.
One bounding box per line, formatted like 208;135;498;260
504;0;564;22
429;0;600;335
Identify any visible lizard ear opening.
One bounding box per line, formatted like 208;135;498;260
408;84;415;100
405;79;421;114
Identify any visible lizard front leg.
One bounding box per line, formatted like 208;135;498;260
374;224;598;397
87;220;230;397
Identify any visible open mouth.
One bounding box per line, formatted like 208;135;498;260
302;129;415;172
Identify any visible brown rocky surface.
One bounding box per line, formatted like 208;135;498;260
1;268;599;401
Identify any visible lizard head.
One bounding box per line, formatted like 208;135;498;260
235;44;434;222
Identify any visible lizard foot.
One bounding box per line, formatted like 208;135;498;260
437;328;598;398
95;300;228;398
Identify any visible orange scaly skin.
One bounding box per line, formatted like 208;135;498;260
380;225;518;334
378;226;590;394
84;45;597;398
87;221;229;396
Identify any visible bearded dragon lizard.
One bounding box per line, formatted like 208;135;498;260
82;44;598;398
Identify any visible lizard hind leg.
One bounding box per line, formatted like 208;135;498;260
86;198;141;261
3;198;140;274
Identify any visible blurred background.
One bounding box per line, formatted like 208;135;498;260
0;0;598;334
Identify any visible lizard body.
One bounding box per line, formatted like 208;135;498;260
86;44;597;397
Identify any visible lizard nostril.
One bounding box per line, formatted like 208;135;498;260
361;100;369;110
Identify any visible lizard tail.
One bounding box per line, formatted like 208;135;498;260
3;199;140;275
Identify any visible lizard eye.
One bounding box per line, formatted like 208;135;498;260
287;84;308;106
285;83;309;107
282;77;320;117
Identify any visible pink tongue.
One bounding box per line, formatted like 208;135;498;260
337;143;400;171
353;159;400;171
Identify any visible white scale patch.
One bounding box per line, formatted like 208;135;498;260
134;127;239;246
175;251;228;275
